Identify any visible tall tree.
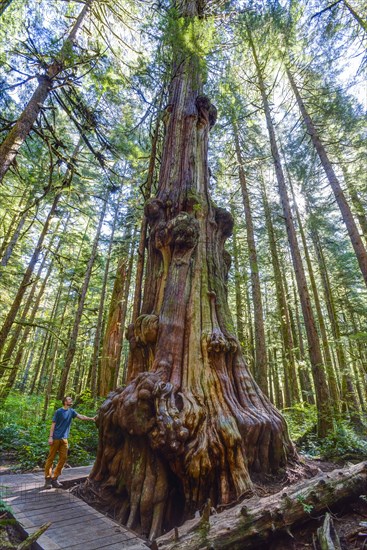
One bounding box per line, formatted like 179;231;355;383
245;20;333;436
286;66;367;288
0;192;61;355
57;187;110;398
233;124;268;395
0;0;92;182
83;2;296;541
261;179;300;406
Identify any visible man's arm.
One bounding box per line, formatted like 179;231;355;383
76;414;97;421
48;421;56;445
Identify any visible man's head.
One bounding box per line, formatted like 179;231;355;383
62;396;73;407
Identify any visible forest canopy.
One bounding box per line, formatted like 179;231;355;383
0;0;367;539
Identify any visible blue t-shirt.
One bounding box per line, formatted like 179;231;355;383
52;408;78;439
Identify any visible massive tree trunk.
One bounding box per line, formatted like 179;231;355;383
82;3;296;541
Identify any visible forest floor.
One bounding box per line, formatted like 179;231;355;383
252;457;367;549
1;455;367;549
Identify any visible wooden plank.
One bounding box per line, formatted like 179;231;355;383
1;466;148;550
6;493;76;512
15;503;94;523
96;543;149;550
66;532;138;550
37;524;126;546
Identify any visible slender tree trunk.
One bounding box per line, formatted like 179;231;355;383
0;218;62;380
233;126;268;395
99;226;136;395
0;248;52;390
0;0;13;16
285;269;314;404
343;0;367;31
261;180;300;405
339;164;367;245
83;4;296;540
29;330;51;394
132;104;162;323
42;343;59;421
310;221;362;426
0;0;92;182
57;189;109;399
286;66;367;288
36;273;67;395
244;268;255;372
99;257;128;395
287;178;340;410
248;27;331;435
89;194;121;397
271;346;284;409
18;327;41;391
0;203;27;268
230;204;246;347
114;228;136;387
0;193;60;355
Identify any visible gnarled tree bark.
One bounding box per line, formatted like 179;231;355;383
80;2;296;541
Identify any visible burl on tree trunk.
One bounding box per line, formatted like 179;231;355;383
80;44;296;541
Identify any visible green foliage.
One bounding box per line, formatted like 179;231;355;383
163;8;216;81
285;405;367;460
0;499;16;529
284;404;367;460
296;494;313;514
0;499;13;516
0;393;99;471
318;422;367;460
283;403;318;441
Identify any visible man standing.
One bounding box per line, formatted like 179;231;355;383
44;396;96;488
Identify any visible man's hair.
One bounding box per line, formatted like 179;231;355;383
62;396;71;405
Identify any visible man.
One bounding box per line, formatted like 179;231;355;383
44;396;96;488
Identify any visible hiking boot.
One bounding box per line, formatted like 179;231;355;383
44;478;52;489
51;478;63;488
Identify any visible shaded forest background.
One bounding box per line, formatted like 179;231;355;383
0;0;366;469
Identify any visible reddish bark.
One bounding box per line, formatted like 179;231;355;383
81;3;296;541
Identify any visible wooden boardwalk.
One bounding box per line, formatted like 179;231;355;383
0;466;148;549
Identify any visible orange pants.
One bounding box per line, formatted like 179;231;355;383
44;438;68;479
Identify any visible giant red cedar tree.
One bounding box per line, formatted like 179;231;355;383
84;2;296;541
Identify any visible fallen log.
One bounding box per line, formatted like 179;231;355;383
17;522;51;550
156;461;367;550
317;512;342;550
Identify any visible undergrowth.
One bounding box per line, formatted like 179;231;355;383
283;403;367;461
0;391;102;471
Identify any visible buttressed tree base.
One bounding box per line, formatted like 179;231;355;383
80;1;296;541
